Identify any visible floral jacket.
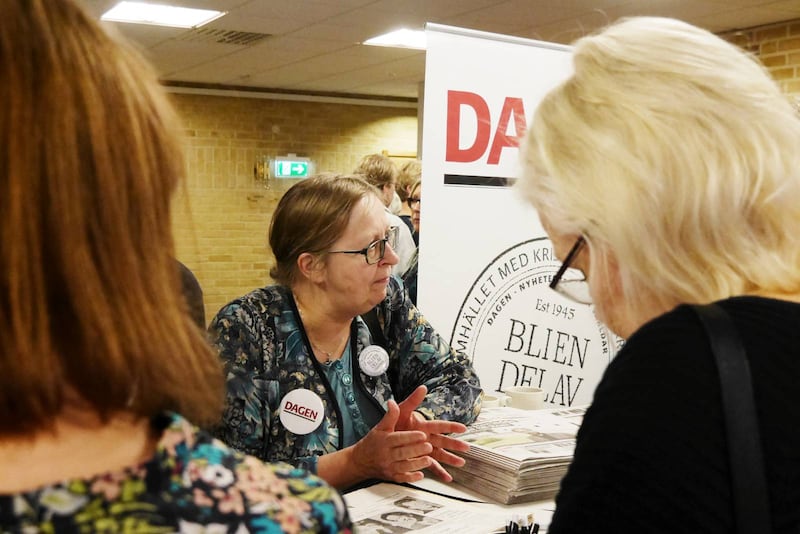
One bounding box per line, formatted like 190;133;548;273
0;413;352;533
209;276;482;473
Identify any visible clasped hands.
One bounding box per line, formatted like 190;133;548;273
352;385;470;484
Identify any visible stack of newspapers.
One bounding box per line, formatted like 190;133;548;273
449;404;587;504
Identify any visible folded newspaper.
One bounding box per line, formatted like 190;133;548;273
449;405;586;504
345;481;554;533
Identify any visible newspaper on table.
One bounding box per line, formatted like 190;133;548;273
449;405;587;504
345;481;553;533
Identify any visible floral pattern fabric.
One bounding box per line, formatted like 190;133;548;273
0;414;352;533
208;276;482;473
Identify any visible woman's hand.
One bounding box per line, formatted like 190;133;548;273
350;400;435;483
395;385;470;482
318;385;471;488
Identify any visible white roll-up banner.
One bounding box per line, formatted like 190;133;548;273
419;24;622;408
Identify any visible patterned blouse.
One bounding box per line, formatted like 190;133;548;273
0;413;352;533
208;276;483;473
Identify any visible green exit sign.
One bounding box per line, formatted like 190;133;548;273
272;156;312;179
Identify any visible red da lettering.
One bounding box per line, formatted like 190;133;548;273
446;90;528;165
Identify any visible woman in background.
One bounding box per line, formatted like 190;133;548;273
396;159;422;242
210;175;481;490
518;16;800;533
402;179;422;304
0;1;350;532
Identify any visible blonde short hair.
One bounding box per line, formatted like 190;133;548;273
354;153;399;188
397;159;422;201
518;17;800;319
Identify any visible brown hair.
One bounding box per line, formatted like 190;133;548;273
397;160;422;201
0;0;223;434
353;153;399;188
269;175;381;286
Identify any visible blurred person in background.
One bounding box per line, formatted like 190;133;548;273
210;174;482;491
402;179;423;304
396;159;422;242
407;179;422;247
177;260;206;329
354;154;416;275
0;1;351;532
518;16;800;533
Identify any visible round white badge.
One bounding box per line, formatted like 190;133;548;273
279;389;325;435
358;345;390;377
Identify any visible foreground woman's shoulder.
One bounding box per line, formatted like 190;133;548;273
1;414;352;533
155;414;353;533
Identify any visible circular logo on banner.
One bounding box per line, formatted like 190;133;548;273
358;345;390;377
450;237;623;408
279;389;325;435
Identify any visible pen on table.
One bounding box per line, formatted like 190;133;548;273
520;515;530;534
502;513;541;534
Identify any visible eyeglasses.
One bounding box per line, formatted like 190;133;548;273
407;197;421;208
549;236;591;304
328;226;399;265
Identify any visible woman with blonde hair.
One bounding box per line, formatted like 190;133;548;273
397;159;422;240
518;16;800;533
402;179;422;304
0;1;350;532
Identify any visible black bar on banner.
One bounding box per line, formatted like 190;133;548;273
443;174;516;187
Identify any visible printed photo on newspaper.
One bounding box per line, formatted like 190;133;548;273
344;482;552;533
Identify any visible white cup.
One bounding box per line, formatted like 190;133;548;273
503;386;545;410
481;394;508;408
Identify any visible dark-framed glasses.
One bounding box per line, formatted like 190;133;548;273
407;196;421;208
549;236;591;304
328;226;399;265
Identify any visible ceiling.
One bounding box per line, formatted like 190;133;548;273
79;0;800;101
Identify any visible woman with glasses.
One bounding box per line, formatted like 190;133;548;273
408;180;422;244
402;179;423;304
210;175;482;490
397;159;421;241
518;17;800;533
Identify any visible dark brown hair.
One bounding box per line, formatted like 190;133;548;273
269;175;381;286
0;0;223;433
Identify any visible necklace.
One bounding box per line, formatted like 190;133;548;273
295;297;349;364
309;336;348;364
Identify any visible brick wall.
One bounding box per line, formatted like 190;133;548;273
722;19;800;98
170;94;417;323
171;17;800;326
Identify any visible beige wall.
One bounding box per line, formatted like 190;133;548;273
723;19;800;97
170;94;417;323
172;18;800;327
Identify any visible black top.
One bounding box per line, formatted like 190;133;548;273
177;260;205;329
549;296;800;534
